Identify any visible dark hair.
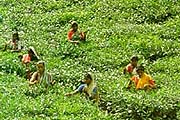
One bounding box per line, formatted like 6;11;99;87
131;55;138;61
37;61;45;66
28;47;39;61
84;73;92;80
136;65;144;71
12;32;20;41
29;49;34;54
71;21;78;27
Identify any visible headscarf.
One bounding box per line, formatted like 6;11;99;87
29;46;40;60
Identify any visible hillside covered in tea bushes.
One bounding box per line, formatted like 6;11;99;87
0;0;180;119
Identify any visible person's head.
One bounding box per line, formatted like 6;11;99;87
82;73;93;85
28;48;34;57
28;46;39;61
36;61;45;73
136;65;144;77
71;21;78;31
12;32;19;42
130;55;138;66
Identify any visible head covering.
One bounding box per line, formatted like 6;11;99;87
71;21;78;27
131;55;139;61
82;72;93;83
36;60;45;66
29;46;39;60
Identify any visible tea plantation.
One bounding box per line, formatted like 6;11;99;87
0;0;180;119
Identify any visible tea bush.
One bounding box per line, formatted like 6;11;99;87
0;0;180;119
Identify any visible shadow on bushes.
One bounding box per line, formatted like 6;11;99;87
147;49;179;62
23;106;53;118
24;90;47;98
99;97;180;120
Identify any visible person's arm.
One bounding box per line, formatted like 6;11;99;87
11;49;21;52
149;79;156;89
65;84;86;96
11;43;21;52
65;90;79;96
26;69;32;80
69;40;79;44
80;32;86;41
124;64;133;75
29;72;39;85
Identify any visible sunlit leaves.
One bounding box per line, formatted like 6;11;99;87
0;0;180;119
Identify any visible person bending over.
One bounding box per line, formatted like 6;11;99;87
128;65;156;90
65;73;99;103
3;31;22;52
29;61;55;87
18;46;40;79
67;21;86;44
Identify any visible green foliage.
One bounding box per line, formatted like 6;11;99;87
0;0;180;119
0;52;25;76
0;14;3;23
